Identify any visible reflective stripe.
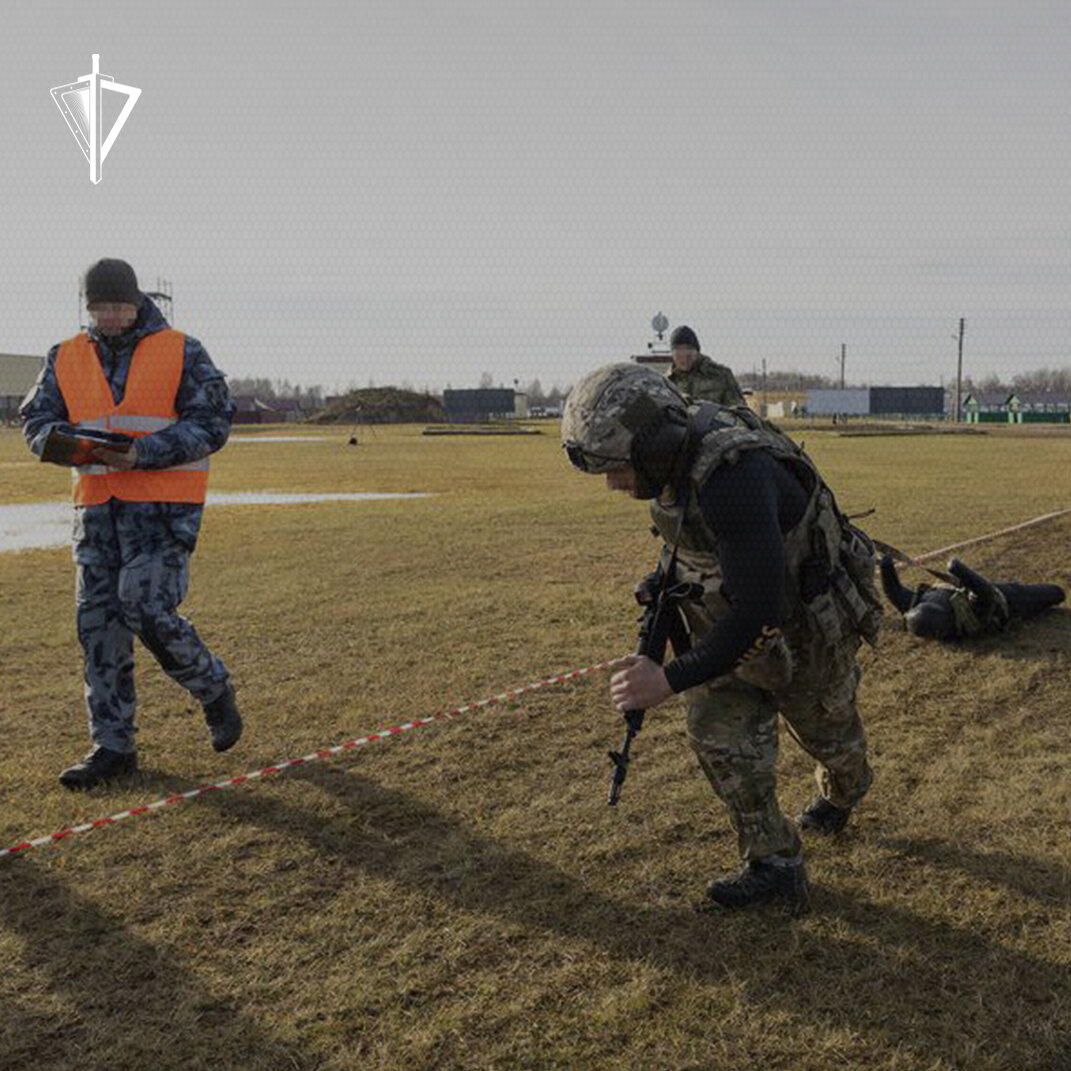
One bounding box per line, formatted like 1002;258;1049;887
110;415;175;432
163;458;210;472
73;460;208;474
77;419;109;431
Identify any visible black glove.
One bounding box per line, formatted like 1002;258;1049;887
634;569;663;606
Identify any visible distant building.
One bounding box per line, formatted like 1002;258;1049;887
631;349;672;372
868;386;946;416
805;389;870;417
442;388;520;423
0;352;44;424
268;398;307;424
806;386;945;418
961;391;1011;423
231;395;277;425
1007;391;1071;424
963;390;1071;424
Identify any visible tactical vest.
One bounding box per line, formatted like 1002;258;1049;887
54;330;210;506
649;404;883;682
911;583;1010;637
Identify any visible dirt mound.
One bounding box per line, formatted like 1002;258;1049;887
422;424;541;436
836;424;987;437
312;386;444;424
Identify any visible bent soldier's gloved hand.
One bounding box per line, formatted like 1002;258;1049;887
634;570;663;606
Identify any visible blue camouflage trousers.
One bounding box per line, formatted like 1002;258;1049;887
73;501;230;754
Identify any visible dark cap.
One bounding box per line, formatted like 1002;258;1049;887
84;258;140;306
670;325;699;350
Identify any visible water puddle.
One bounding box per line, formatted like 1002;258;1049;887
229;436;333;443
0;504;73;552
207;492;431;505
0;492;432;552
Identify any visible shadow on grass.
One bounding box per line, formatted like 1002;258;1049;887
879;835;1071;904
936;608;1071;663
192;764;1067;1069
0;859;317;1071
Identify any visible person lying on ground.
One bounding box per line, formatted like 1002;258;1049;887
879;555;1065;640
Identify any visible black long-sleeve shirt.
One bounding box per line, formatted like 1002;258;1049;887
663;449;809;692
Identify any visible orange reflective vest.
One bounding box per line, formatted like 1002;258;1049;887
54;330;210;506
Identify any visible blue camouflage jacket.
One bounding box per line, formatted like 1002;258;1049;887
20;294;235;551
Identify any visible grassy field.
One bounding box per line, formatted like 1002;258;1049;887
0;422;1069;1071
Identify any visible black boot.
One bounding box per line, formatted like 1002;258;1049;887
59;747;138;790
998;582;1066;620
947;558;997;598
947;558;1007;616
203;685;243;752
706;857;811;913
797;796;853;835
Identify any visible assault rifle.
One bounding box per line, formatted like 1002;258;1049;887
607;572;703;805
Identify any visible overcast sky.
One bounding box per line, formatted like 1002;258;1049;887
2;1;1069;390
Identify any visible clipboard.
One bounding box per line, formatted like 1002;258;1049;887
41;427;135;468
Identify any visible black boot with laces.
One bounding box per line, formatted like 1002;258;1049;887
706;857;811;913
59;746;138;790
203;685;243;752
797;796;853;835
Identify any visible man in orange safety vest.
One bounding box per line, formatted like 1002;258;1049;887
20;258;242;789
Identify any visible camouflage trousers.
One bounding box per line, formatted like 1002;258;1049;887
73;501;230;754
684;629;872;862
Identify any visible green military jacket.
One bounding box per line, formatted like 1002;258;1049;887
665;353;745;407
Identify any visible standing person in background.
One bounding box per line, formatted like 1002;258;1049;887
665;325;746;407
20;258;242;789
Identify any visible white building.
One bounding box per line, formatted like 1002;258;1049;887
0;353;44;423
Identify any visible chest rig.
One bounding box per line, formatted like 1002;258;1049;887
910;583;1010;637
649;404;883;658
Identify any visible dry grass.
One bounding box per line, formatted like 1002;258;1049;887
1;423;1069;1071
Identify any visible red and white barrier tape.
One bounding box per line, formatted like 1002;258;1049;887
0;658;627;861
910;507;1071;564
3;505;1068;863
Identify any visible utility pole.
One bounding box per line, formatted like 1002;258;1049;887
762;357;768;414
954;318;965;423
840;343;846;390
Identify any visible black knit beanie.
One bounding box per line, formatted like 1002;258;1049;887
84;258;140;305
670;325;699;350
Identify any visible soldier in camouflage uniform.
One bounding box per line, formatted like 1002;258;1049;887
665;325;746;407
20;258;241;789
562;364;882;911
880;555;1065;640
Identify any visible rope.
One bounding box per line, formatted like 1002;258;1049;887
0;658;625;861
3;506;1068;863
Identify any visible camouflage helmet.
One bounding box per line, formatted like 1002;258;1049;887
562;363;689;476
